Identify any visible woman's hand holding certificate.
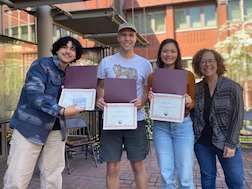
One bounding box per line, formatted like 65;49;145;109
149;68;188;123
150;93;185;123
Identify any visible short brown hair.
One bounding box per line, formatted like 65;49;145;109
192;49;227;78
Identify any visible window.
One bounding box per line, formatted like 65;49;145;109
12;27;18;39
53;25;60;42
4;9;36;43
155;12;165;31
128;14;139;32
61;28;69;37
228;0;252;21
71;33;79;39
244;0;252;20
5;28;9;36
142;13;152;33
204;6;216;26
190;7;201;27
30;25;35;43
53;25;79;42
175;5;216;30
175;10;186;29
127;11;165;34
228;1;240;20
183;59;192;70
21;26;28;41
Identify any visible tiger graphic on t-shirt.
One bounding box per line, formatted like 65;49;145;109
113;64;138;79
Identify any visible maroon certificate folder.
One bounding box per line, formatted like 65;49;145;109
64;65;97;89
104;78;137;103
152;68;188;95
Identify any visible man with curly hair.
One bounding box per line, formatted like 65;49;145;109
4;36;85;189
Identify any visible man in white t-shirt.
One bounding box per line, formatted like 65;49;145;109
97;23;152;189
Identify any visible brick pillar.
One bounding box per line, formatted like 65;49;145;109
166;5;175;39
217;2;227;41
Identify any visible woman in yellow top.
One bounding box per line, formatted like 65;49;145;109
148;38;195;189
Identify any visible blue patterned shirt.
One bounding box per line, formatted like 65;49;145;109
9;55;67;145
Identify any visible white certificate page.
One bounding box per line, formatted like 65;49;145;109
58;89;96;110
103;103;137;130
150;93;185;123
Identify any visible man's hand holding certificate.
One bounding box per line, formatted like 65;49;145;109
103;78;137;130
58;66;97;110
58;89;96;110
150;68;188;123
103;103;137;130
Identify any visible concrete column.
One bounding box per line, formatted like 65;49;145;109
37;6;53;58
8;10;11;36
0;5;4;35
27;7;31;41
17;10;21;39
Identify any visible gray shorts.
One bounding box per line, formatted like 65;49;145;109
100;120;149;162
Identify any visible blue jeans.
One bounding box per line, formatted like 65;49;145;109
194;143;245;189
153;115;194;189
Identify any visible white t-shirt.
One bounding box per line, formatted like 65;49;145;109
97;53;153;121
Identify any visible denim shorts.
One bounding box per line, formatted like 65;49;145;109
100;120;149;162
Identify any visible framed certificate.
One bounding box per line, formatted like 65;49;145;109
58;89;96;110
103;103;137;130
150;93;185;123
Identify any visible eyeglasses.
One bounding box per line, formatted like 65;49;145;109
200;59;216;65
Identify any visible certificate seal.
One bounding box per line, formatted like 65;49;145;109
164;111;168;116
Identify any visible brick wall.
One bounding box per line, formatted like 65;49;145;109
124;0;215;9
218;3;228;41
176;29;218;58
131;2;219;60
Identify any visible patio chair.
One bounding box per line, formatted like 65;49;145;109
65;117;98;174
240;111;252;145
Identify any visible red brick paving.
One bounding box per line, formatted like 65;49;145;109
0;146;252;188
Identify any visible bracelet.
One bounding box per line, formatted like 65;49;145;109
63;108;65;117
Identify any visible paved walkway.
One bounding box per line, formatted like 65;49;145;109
0;146;252;189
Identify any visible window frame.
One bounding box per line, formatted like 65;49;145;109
227;0;252;21
175;5;217;32
127;11;166;35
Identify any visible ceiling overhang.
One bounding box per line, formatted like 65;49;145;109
0;1;150;47
85;33;149;47
53;7;149;47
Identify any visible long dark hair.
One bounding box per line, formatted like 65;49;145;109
156;38;183;69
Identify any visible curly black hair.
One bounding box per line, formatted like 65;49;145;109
192;49;226;78
51;36;83;62
156;38;183;69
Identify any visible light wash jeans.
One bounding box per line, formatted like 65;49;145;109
194;143;245;189
153;115;194;189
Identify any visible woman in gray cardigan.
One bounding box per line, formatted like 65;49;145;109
191;49;245;189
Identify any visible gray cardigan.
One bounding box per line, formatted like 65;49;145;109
192;76;244;150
